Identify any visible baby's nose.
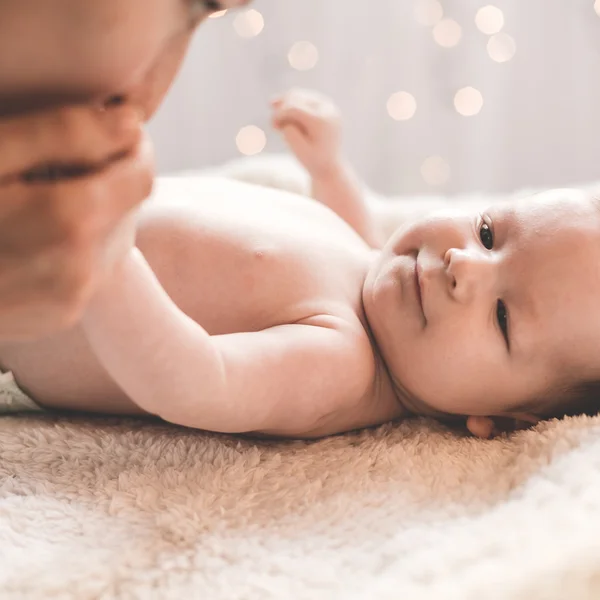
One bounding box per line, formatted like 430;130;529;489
443;247;495;302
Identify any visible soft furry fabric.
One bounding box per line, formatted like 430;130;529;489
2;155;600;599
2;415;600;598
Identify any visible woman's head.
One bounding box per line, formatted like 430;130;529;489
363;188;600;437
0;0;250;118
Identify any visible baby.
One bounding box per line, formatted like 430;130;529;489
1;89;600;440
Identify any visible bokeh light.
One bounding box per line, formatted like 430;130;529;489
433;19;462;48
233;9;264;38
288;41;319;71
454;87;484;116
236;126;266;156
487;33;516;63
475;5;505;35
413;0;444;27
386;92;417;121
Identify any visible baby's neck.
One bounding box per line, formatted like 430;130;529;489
359;276;413;421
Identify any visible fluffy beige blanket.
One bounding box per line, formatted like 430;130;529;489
2;414;600;598
1;156;600;599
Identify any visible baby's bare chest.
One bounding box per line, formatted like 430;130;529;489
136;178;371;334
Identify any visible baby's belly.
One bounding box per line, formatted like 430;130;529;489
0;326;148;416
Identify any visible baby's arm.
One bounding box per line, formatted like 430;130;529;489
273;89;488;247
272;90;384;248
81;248;373;436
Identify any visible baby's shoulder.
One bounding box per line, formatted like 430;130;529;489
145;176;368;244
287;314;404;438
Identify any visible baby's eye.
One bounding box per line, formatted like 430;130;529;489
496;299;509;347
479;220;494;250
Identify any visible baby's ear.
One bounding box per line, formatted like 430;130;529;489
466;414;540;438
465;416;495;439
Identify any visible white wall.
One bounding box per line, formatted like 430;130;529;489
148;0;600;195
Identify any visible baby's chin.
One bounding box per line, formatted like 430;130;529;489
383;367;455;421
385;362;479;421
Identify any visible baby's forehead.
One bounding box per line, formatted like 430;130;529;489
489;188;600;233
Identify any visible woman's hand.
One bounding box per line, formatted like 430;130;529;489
0;103;153;339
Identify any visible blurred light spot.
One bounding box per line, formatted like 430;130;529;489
233;9;264;38
595;0;600;16
236;126;266;156
487;33;516;63
454;87;484;116
413;0;444;26
432;19;462;48
209;10;227;19
288;41;319;71
421;156;451;186
475;5;504;35
387;92;417;121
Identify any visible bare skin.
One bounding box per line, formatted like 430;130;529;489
0;0;249;338
273;89;600;438
2;175;600;439
3;90;600;441
0;179;404;438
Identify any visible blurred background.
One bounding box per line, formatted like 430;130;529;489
148;0;600;195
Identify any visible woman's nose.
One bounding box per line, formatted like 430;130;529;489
443;247;496;303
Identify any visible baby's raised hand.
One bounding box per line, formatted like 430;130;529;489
272;89;342;178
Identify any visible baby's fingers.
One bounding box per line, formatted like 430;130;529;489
281;124;312;154
270;96;284;109
272;105;318;136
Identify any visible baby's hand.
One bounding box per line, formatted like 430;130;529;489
271;89;342;178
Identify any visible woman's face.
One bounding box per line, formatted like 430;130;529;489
0;0;250;117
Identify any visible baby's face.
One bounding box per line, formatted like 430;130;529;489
363;189;600;421
0;0;250;117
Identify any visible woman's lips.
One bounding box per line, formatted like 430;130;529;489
415;258;426;322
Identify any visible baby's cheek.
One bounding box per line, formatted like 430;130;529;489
388;227;421;258
405;345;480;412
389;216;447;257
